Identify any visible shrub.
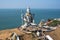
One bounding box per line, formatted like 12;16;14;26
48;20;60;27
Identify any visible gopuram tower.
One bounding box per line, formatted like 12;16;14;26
21;7;37;29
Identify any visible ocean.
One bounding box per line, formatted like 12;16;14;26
0;9;60;30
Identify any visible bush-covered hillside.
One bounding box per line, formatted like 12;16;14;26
48;20;60;27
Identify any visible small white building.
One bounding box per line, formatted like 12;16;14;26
45;35;53;40
54;18;60;21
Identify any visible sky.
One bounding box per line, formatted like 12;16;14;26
0;0;60;9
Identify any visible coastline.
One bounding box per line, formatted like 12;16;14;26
0;26;60;40
0;28;24;40
0;27;36;40
0;8;60;40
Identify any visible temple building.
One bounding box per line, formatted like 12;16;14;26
21;7;37;29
